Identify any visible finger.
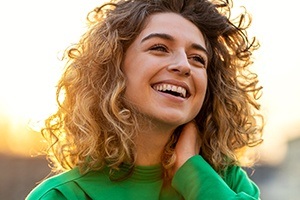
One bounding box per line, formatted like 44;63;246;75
174;121;201;172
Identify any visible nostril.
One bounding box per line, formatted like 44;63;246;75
171;68;181;72
168;65;191;76
184;70;191;76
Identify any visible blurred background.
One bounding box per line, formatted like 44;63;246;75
0;0;299;199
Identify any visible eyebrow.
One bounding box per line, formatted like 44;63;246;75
141;33;174;43
141;32;208;55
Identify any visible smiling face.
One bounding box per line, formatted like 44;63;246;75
122;12;208;129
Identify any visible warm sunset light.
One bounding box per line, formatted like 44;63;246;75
0;0;299;164
0;0;105;155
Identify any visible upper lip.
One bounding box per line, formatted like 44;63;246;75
151;79;191;98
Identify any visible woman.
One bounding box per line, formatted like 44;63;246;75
26;0;264;199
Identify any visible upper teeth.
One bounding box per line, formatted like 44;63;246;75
153;84;187;98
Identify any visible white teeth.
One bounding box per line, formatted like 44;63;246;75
153;84;187;98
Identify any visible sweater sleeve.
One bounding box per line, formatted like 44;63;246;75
171;155;260;200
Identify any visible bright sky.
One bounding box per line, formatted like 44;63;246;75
0;0;299;164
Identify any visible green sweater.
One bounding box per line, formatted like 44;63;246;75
26;155;260;200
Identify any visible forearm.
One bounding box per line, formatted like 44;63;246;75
172;155;260;200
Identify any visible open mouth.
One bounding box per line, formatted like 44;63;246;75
152;83;190;98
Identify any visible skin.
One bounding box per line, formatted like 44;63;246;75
173;120;201;174
122;13;207;171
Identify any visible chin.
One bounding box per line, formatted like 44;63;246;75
158;116;193;127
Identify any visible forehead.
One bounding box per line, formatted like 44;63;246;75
138;12;206;48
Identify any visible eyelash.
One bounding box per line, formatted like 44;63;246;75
149;44;168;52
149;43;207;67
189;55;207;66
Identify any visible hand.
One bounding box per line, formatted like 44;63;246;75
173;120;202;174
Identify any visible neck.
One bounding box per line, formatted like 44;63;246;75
134;123;176;166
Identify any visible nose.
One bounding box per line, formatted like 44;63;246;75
167;51;191;76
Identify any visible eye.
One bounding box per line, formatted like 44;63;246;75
189;54;207;68
149;44;168;52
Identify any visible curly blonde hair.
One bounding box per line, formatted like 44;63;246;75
42;0;263;177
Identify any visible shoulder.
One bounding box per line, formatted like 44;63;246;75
26;168;88;200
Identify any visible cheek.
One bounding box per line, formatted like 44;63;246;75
194;71;208;95
123;69;147;103
192;72;207;108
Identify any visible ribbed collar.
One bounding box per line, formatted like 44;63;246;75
106;164;163;183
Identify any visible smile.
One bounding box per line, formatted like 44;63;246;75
152;83;189;98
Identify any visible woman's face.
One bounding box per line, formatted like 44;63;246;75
123;12;208;129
